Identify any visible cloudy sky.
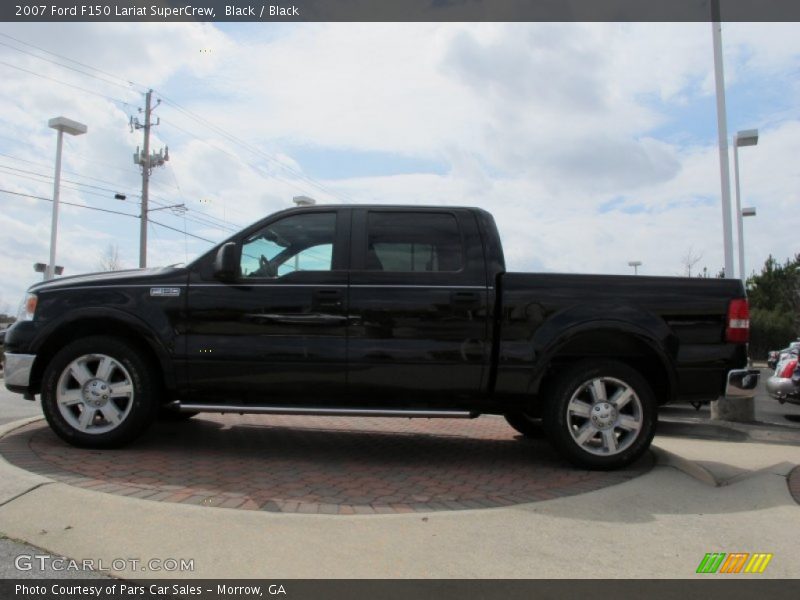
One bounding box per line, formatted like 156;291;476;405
0;21;798;310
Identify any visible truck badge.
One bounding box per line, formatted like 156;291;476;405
150;287;181;297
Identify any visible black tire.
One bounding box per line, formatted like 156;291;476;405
542;359;657;470
41;336;159;448
504;413;544;438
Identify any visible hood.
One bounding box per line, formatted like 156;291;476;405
29;266;187;293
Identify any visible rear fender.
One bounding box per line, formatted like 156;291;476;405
528;304;678;401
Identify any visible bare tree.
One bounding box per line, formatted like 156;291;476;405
97;244;123;272
680;246;703;277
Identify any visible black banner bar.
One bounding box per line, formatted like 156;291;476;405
3;579;800;600
4;0;800;23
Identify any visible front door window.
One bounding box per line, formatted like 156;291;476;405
241;212;336;278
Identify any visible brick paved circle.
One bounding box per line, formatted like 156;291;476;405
0;415;652;514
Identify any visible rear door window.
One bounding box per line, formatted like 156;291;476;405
365;212;463;272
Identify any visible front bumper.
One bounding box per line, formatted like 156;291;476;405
3;353;35;390
725;368;760;399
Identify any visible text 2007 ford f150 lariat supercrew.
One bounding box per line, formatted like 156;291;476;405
3;205;759;469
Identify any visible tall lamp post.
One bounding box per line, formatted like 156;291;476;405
739;206;757;281
47;117;87;280
710;0;735;279
733;129;759;281
628;261;642;275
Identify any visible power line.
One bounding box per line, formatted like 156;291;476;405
62;141;153;177
0;33;331;240
0;33;347;219
156;94;357;203
159;115;336;212
0;187;217;244
0;151;141;193
0;39;138;93
0;168;135;202
164;157;239;229
0;162;240;236
0;134;148;181
0;187;138;218
0;133;239;232
149;218;217;244
0;163;132;196
0;60;134;106
0;152;164;207
166;161;242;230
0;31;145;91
0;30;353;204
0;135;243;234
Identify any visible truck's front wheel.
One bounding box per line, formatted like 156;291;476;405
41;336;158;448
542;360;656;470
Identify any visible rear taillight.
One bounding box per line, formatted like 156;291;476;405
780;359;797;379
725;298;750;343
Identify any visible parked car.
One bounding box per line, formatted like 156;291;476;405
766;352;800;405
769;342;800;371
3;205;758;470
767;350;780;370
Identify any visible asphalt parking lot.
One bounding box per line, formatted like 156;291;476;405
659;367;800;427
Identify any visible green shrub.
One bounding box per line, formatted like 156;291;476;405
749;307;797;360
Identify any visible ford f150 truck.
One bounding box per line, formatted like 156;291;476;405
3;205;758;469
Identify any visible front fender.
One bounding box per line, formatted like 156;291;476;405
29;306;177;391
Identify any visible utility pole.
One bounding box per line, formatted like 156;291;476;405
131;89;168;268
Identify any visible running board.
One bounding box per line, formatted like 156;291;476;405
171;401;477;419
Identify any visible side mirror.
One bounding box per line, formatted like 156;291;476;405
213;242;239;281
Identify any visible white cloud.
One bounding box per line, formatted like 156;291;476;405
1;21;799;307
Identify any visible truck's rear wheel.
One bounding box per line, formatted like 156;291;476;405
41;336;158;448
542;359;656;470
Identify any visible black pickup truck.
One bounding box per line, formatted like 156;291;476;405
3;205;758;469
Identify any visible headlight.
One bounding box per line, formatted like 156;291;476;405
17;292;37;321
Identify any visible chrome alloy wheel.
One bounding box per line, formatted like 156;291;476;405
55;354;135;435
565;376;643;456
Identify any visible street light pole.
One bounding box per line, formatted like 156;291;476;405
48;127;63;282
739;206;757;282
710;2;735;279
733;129;759;281
628;261;642;275
47;117;87;280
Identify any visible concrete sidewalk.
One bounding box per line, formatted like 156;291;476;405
0;414;798;579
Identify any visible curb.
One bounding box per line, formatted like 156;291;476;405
651;446;719;486
0;415;45;439
0;416;52;508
